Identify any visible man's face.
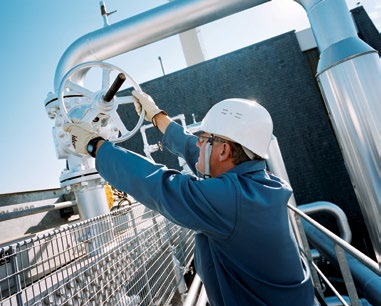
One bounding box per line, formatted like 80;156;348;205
195;132;209;175
195;132;225;177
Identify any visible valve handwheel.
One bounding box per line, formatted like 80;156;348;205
58;61;145;149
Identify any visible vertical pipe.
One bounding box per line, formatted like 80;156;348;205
267;136;324;295
294;0;381;268
75;186;114;256
179;29;206;66
75;186;110;220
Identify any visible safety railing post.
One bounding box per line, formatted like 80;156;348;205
291;211;324;297
334;244;360;306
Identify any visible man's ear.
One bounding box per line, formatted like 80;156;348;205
219;143;231;161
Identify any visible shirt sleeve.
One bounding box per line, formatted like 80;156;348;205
162;121;200;175
96;141;237;240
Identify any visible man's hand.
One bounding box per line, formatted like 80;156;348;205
64;120;99;155
132;90;164;122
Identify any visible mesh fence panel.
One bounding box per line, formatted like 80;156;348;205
0;203;195;305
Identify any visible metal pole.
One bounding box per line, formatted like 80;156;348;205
183;274;202;306
0;201;76;222
158;56;166;75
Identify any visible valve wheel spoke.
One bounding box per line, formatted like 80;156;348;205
66;80;94;98
110;112;130;138
101;68;112;90
116;95;136;105
81;108;99;123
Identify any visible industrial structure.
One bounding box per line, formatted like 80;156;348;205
1;0;380;305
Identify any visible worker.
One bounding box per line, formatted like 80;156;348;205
64;90;316;305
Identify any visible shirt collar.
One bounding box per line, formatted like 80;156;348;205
225;159;266;176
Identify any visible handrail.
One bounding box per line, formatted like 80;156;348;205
288;204;380;275
289;203;381;306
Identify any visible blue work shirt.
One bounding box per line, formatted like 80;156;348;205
96;122;315;306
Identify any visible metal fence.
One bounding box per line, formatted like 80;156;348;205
0;203;195;305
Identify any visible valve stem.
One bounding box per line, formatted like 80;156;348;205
103;73;126;102
100;1;117;27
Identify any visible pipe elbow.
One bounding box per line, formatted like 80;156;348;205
299;201;352;243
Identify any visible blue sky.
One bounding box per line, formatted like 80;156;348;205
0;0;380;194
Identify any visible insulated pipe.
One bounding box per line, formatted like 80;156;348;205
267;136;323;293
75;186;110;220
299;201;352;243
294;0;381;268
267;136;301;240
183;274;202;306
195;285;209;306
53;0;269;91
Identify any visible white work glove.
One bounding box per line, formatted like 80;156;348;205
64;120;100;155
132;90;165;122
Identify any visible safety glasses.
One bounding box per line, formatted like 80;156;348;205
197;133;226;145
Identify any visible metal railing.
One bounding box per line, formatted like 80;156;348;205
288;204;381;306
0;201;77;222
1;193;379;305
0;202;195;305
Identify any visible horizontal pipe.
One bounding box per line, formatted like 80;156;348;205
0;201;77;222
54;0;269;90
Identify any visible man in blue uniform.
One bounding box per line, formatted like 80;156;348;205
65;91;316;305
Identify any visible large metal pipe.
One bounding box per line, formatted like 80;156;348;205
299;201;352;243
54;0;269;91
294;0;381;268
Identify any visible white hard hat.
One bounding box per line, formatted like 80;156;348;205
200;98;273;159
